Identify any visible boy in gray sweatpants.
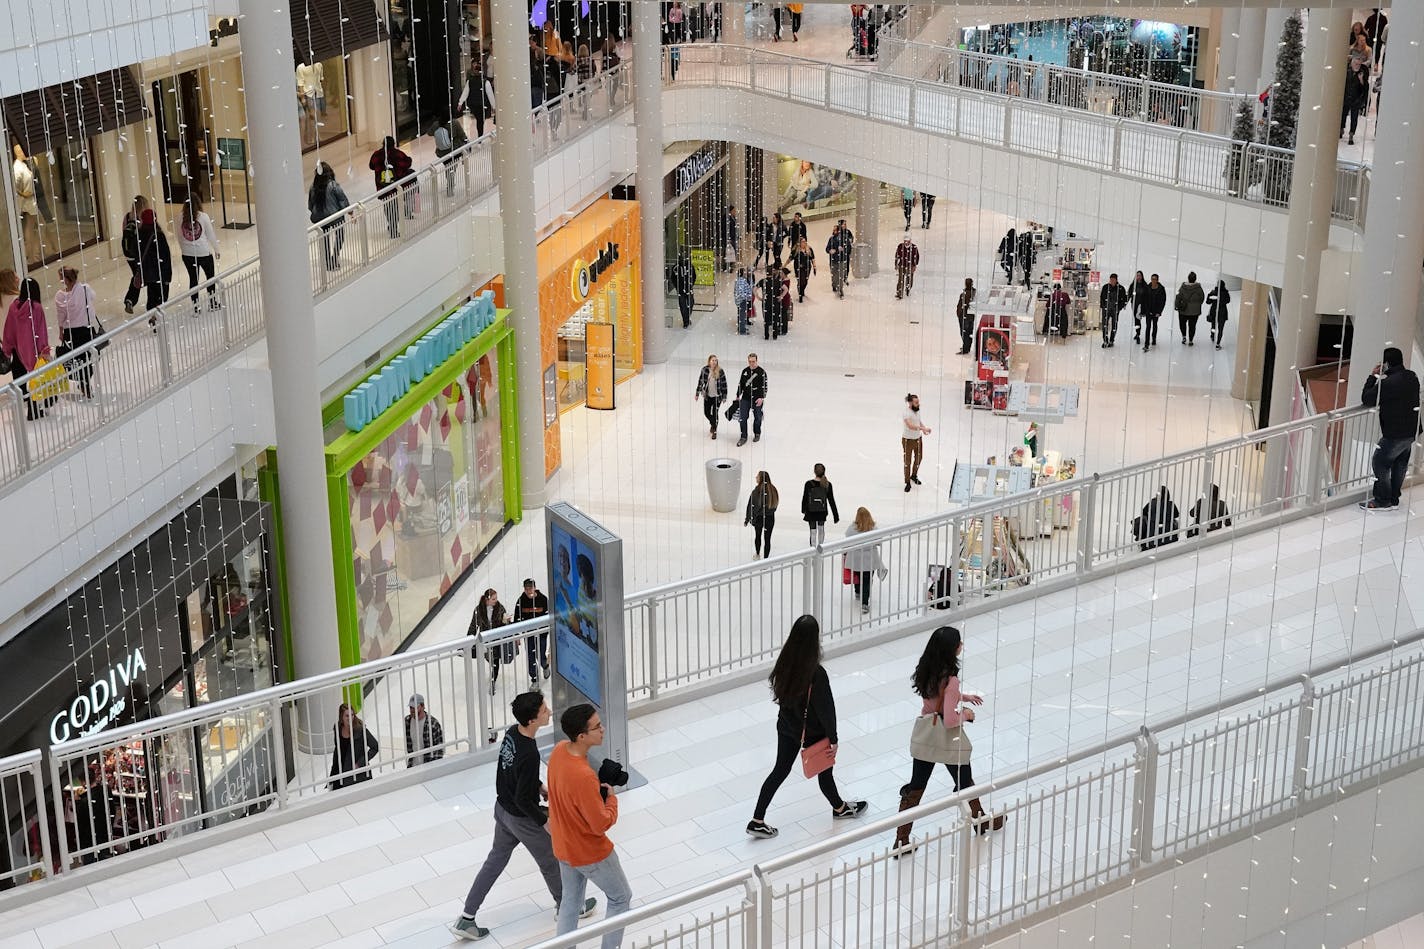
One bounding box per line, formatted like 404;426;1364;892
451;692;595;940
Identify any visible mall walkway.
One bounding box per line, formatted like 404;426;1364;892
0;483;1416;948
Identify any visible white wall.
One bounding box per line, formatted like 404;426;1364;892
0;0;208;96
980;768;1424;949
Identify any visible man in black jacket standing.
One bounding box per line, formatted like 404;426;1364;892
452;692;596;940
1099;273;1128;348
1140;274;1167;352
734;353;769;446
1361;347;1421;511
514;578;551;689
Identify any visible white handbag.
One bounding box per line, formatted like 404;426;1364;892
909;713;973;765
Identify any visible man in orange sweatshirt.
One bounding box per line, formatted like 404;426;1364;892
548;704;631;947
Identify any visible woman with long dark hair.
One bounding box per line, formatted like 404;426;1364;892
329;703;379;789
2;277;51;419
747;615;866;838
745;470;779;558
893;626;1004;852
309;161;350;270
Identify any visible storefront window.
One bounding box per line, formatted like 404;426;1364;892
296;56;351;152
13;138;100;269
348;356;507;661
556;269;636;411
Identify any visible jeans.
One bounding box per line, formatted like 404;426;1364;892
902;436;922;482
851;569;872;607
921;197;935;226
1371;436;1413;506
123;261;142;309
702;396;721;433
1101;310;1118;344
736;299;751;333
61;326;96;398
830;258;849;294
463;804;561;918
1142;313;1160;346
678;292;693;327
182;253;216;305
896;266;914;298
738;393;763;438
751;513;775;557
957;314;974;353
321;221;345;269
795;271;809;301
557;850;632;948
754;730;844;820
525;632;549;681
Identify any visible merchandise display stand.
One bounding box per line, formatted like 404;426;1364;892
1050;239;1101;335
947;461;1034;598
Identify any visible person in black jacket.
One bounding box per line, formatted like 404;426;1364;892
452;692;596;940
998;228;1016;280
120;196;149;313
695;354;728;439
514;579;551;687
1099;273;1128;348
1140;273;1167;352
1361;347;1422;510
825;221;853;298
733;353;768;446
1127;270;1148;344
136;209;172;328
1188;484;1232;537
956;278;976;355
745;470;779;558
673;249;696;328
786;211;808;248
404;694;445;766
1133;486;1180;550
758;267;783;341
329;703;379;790
1206;280;1231;350
747;616;867;838
470;588;512;695
801;462;840;545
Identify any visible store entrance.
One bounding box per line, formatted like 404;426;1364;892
151;71;213;206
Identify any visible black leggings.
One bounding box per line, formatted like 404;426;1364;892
752;513;775;557
702;397;721;433
183;254;216;304
906;757;975;793
754;731;843;820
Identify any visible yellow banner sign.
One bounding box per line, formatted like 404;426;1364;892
586;322;616;410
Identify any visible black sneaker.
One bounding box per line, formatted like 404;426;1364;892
753;433;760;442
746;820;779;838
1359;499;1396;511
904;482;911;492
736;436;747;447
910;476;921;485
833;801;869;819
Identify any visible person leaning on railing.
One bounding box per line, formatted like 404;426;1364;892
894;625;1005;855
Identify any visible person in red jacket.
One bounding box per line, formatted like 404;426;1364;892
368;136;414;238
548;704;631;947
894;232;920;299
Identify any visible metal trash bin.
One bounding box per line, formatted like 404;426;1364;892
705;458;742;513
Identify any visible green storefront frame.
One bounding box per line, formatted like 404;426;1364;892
322;308;522;669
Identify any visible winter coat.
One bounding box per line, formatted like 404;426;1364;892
137;226;173;285
1362;365;1422;440
1206;283;1231;324
2;300;49;373
1174;280;1205;318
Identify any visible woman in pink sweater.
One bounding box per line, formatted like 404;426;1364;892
893;625;1005;852
2;277;52;419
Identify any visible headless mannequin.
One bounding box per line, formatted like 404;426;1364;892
11;145;40;259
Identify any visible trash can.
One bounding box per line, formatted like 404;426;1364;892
852;240;876;278
705;458;742;513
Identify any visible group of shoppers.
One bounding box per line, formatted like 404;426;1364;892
738;462;842;560
695;352;767;445
1;264;105;417
1102;270;1230;352
467;580;555;694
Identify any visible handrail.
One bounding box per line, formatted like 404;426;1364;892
668;44;1370;228
0;61;633;495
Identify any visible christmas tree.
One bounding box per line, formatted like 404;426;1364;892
1223;96;1259;197
1262;10;1303;204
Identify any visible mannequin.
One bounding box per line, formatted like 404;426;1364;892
295;61;326;114
11;145;40;257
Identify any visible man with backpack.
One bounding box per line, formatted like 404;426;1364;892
732;353;768;447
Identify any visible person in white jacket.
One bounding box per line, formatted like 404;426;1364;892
175;198;222;310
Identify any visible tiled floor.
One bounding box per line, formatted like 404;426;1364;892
3;486;1420;948
1349;912;1424;949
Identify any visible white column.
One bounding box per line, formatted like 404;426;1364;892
1260;7;1291;97
1216;8;1241;93
235;0;342;687
633;0;670;364
722;0;745;45
490;0;547;506
853;176;879;277
1268;8;1350;427
1348;3;1424;398
1236;7;1266;98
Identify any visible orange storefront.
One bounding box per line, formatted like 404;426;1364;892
535;198;643;478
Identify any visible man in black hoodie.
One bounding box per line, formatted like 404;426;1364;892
452;692;596;940
1099;273;1128;348
1361;348;1421;511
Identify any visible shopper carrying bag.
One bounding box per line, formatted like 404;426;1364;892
893;626;1005;855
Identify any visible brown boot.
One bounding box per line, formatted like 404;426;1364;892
968;798;1006;835
892;784;924;855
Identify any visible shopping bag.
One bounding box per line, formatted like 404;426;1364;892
27;356;69;403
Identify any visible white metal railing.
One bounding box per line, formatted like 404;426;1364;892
669;44;1371;229
0;401;1388;894
523;631;1424;948
0;751;50;887
0;63;632;496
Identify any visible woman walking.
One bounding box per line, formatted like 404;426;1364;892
468;588;512;695
308;162;351;271
54;267;100;399
800;463;840;546
120;195;150;314
136;209;173;328
747;615;867;838
1206;279;1231;350
893;626;1004;853
745;471;779;558
694;354;727;438
329;703;380;789
843;507;887;615
790;237;815;303
175;197;221;310
2;278;51;419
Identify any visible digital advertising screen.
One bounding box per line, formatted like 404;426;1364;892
550;522;603;706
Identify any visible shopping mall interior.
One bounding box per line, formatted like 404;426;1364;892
0;1;1421;947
